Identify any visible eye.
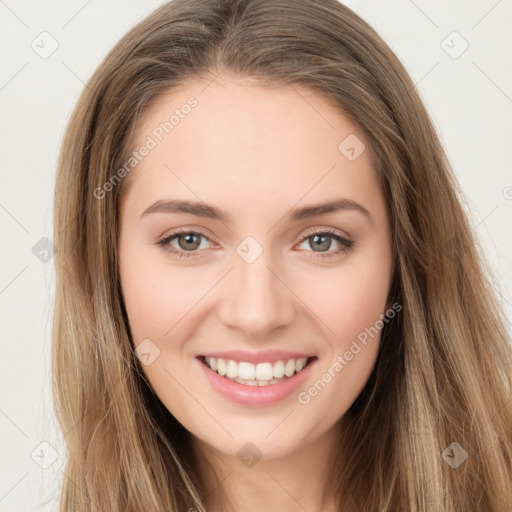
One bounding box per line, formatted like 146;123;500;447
296;229;354;259
156;228;354;259
156;229;214;258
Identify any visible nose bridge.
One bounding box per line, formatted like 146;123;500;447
218;242;296;337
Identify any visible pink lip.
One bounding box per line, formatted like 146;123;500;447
197;356;317;406
198;350;314;364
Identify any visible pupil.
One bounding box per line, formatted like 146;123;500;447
179;233;200;250
176;234;332;252
312;234;330;252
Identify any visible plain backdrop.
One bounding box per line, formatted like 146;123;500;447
1;0;511;509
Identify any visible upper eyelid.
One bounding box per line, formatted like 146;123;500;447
162;228;215;244
158;229;354;262
300;227;351;240
159;227;352;247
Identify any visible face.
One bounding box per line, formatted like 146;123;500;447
118;76;393;462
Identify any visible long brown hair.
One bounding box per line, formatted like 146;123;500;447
52;0;512;510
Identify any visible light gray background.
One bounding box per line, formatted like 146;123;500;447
1;0;511;509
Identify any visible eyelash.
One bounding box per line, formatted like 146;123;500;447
156;228;354;260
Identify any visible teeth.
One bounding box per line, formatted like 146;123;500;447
217;358;227;376
204;356;310;385
234;377;281;386
238;361;255;380
273;360;285;378
226;359;238;379
256;362;273;380
295;358;307;372
285;359;296;377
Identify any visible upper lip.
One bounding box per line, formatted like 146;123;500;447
198;350;316;365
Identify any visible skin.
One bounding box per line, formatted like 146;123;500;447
118;75;393;512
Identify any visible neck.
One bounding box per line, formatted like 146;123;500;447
190;418;345;512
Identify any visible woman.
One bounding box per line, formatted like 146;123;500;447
52;0;512;510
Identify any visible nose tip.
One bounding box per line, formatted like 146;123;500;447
217;259;296;338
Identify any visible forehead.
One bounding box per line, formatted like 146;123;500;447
122;76;385;225
134;75;368;160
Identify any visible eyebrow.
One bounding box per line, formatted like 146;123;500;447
140;198;374;225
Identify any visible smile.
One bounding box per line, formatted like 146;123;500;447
201;355;315;386
197;355;318;406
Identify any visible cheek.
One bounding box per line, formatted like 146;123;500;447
295;255;390;403
303;258;390;344
293;309;385;425
119;244;207;344
121;236;391;349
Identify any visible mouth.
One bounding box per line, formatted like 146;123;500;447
197;355;318;387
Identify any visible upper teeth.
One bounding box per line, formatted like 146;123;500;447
205;357;309;381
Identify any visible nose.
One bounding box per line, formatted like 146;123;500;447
217;250;297;339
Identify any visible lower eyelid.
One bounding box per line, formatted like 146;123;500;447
159;231;212;251
297;233;353;252
157;230;353;256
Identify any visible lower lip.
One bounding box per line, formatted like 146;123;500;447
197;356;317;406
